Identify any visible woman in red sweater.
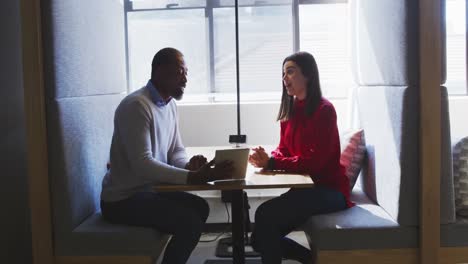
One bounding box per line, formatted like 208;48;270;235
249;51;352;264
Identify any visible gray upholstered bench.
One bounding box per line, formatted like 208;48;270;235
441;218;468;247
296;0;468;261
46;95;171;263
439;88;468;264
42;1;172;262
299;86;461;263
57;212;170;256
301;189;418;251
297;0;452;259
299;86;422;263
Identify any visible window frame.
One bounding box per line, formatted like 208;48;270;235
122;0;354;103
124;0;468;99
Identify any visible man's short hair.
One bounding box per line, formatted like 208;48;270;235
151;48;182;79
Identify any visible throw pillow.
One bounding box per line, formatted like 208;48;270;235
453;136;468;217
340;129;366;191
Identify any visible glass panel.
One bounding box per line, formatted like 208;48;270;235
446;0;466;94
213;4;293;99
127;9;209;94
299;3;352;98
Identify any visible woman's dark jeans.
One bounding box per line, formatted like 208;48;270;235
251;186;347;264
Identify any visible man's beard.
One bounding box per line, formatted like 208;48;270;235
172;86;184;100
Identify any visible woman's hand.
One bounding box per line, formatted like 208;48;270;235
187;159;234;184
185;155;208;170
249;146;270;169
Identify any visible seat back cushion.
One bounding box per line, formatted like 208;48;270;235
441;86;456;223
351;0;453;225
350;0;445;86
42;0;126;245
47;95;123;241
357;86;419;226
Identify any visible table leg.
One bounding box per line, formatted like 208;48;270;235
231;189;245;264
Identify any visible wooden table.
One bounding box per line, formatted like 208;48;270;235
155;162;314;264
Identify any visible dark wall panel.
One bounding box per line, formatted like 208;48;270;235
0;0;32;263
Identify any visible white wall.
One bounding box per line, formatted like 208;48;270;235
179;96;468;146
179;99;350;147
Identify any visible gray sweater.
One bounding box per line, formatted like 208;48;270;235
101;85;189;202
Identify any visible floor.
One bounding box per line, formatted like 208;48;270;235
156;231;309;264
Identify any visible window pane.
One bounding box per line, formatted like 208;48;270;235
446;0;466;94
299;3;352;98
127;9;209;94
213;5;293;97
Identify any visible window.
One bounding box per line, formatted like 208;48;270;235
212;5;293;101
127;9;209;94
125;0;353;103
446;0;467;95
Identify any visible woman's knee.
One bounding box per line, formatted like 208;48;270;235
253;204;282;245
254;202;276;225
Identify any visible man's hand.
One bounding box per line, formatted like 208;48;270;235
248;146;269;169
187;159;234;184
185;155;208;170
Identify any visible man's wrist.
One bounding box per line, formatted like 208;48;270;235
187;170;207;184
187;171;200;184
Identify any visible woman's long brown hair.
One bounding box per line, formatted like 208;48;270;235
277;51;323;121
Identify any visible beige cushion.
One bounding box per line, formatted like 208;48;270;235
453;136;468;217
340;129;366;191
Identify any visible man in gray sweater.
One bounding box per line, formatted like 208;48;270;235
100;47;233;264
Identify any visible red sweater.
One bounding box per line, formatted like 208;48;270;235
271;98;353;208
